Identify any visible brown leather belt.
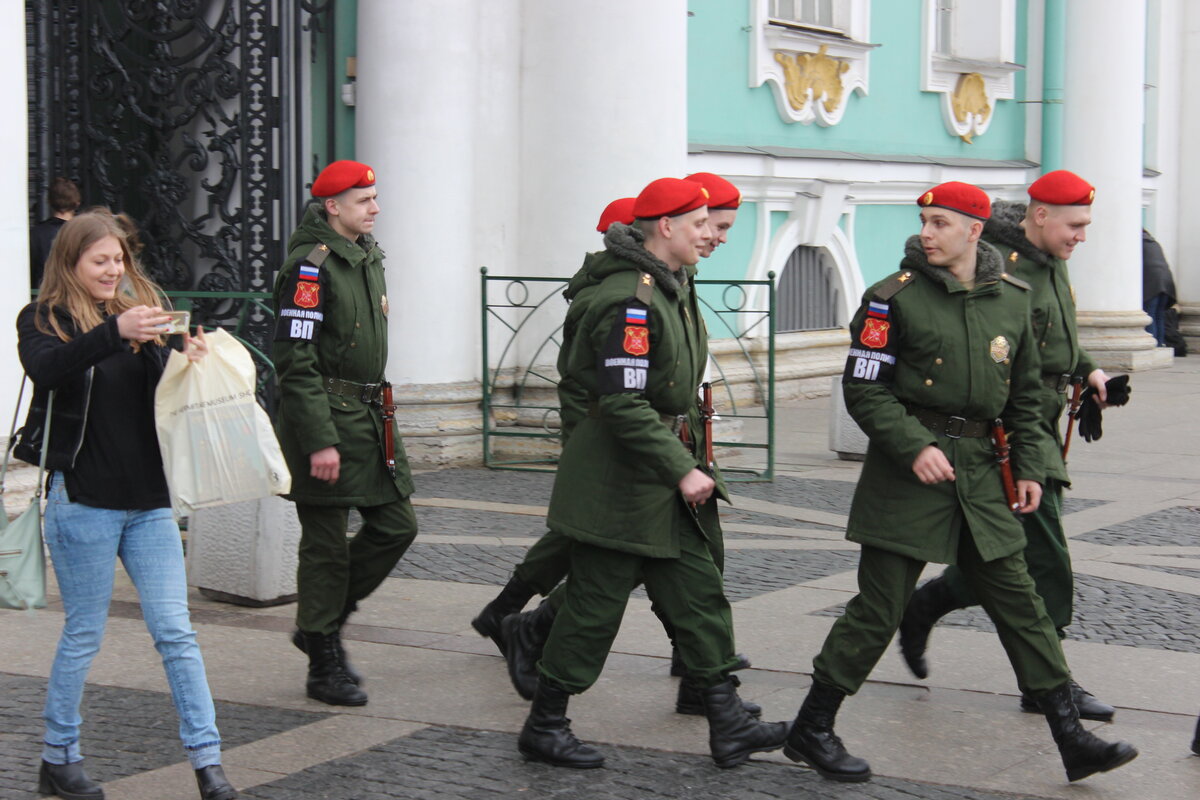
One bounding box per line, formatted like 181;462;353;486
587;399;684;433
908;407;990;439
1042;373;1073;393
324;376;383;404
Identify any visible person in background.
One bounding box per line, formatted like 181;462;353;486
17;209;236;800
30;177;82;289
1141;228;1177;348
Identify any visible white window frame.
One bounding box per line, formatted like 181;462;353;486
920;0;1022;142
750;0;876;126
767;0;849;36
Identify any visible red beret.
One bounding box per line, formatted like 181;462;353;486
596;197;636;232
685;172;741;210
312;160;376;198
1028;170;1095;205
916;181;991;221
633;178;709;220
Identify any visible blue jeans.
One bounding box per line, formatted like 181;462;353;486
1144;293;1168;346
41;473;222;769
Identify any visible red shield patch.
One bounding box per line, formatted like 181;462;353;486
294;281;320;309
623;326;650;356
860;318;890;349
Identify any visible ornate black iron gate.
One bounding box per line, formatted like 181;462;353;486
25;0;335;307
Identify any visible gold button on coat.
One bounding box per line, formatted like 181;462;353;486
924;378;933;386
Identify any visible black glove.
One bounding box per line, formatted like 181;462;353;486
1076;374;1131;443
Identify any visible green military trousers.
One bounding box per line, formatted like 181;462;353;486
813;528;1071;697
513;528;572;597
538;506;742;695
941;480;1073;633
295;498;419;635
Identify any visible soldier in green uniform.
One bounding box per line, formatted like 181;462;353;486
272;160;417;707
899;170;1115;720
516;178;786;770
784;182;1136;784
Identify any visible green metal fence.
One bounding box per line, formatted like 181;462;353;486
480;268;775;480
166;291;277;402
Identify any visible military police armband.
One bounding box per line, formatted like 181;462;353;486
274;261;326;343
843;299;898;384
597;301;651;395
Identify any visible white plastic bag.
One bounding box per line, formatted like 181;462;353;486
155;328;290;514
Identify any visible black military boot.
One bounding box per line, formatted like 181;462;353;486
1020;680;1114;722
195;764;238;800
501;599;556;700
677;673;761;718
517;679;605;769
701;679;787;768
38;760;104;799
783;682;871;782
1191;712;1200;756
303;631;368;706
1038;682;1138;782
897;575;967;679
472;576;535;655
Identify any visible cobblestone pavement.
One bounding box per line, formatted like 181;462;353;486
0;673;327;800
238;727;1053;800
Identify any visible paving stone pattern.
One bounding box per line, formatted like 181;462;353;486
415;468;554;506
722;549;861;601
240;725;1052;800
414;506;547;538
1075;505;1200;547
0;672;328;800
392;543;532;586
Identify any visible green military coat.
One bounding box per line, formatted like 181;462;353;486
983;201;1098;484
843;236;1047;565
547;224;726;558
272;203;414;505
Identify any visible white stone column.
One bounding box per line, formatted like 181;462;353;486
1061;0;1170;369
0;0;28;426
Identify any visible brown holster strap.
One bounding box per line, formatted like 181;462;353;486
907;406;990;439
324;376;383;404
1042;373;1073;393
586;399;684;434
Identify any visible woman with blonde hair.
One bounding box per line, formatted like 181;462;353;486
16;209;237;800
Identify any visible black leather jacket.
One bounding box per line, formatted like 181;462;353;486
14;303;166;470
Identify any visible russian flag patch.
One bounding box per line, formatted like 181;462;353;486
298;264;321;282
625;307;648;325
867;301;889;319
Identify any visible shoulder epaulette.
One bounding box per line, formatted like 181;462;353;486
634;271;655;306
1000;272;1031;291
305;243;332;268
873;270;917;301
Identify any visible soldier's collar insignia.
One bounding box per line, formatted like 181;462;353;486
898;272;912;282
1009;251;1018;262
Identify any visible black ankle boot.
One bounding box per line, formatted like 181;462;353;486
291;627;363;686
1038;682;1138;782
701;679;786;768
783;682;871;782
38;760;104;799
472;576;535;655
677;674;761;718
1021;680;1114;722
517;678;605;768
195;764;238;800
303;631;368;706
897;575;966;679
502;599;556;700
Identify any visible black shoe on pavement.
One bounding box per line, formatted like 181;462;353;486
502;599;556;700
783;682;871;783
701;679;786;768
677;674;762;718
897;575;966;680
1191;712;1200;755
195;765;238;800
1021;680;1114;722
291;627;363;686
303;630;368;706
38;760;104;799
472;576;536;655
1038;682;1138;782
518;678;605;769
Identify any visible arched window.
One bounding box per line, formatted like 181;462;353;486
777;245;841;332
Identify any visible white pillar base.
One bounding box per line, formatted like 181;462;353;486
1178;302;1200;354
1076;310;1174;371
828;376;868;461
186;496;301;607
